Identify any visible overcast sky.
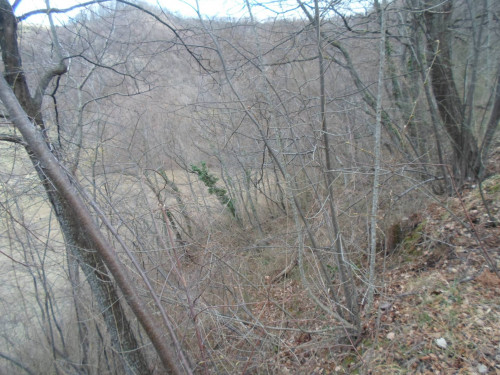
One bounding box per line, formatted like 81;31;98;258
13;0;294;23
14;0;370;24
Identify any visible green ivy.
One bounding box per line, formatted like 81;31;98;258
191;162;236;217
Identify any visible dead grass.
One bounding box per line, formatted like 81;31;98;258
356;173;500;375
2;153;499;374
203;173;500;374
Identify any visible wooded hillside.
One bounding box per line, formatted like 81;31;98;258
0;0;498;373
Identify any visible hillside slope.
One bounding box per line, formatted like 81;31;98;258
357;173;500;374
252;170;500;374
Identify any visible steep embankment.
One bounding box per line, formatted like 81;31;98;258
250;170;500;374
357;171;500;374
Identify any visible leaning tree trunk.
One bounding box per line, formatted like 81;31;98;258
0;72;187;375
424;0;481;186
45;180;152;375
0;2;186;374
0;6;151;374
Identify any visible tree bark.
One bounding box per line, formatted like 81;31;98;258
480;70;500;175
0;1;187;373
0;72;185;375
424;0;481;185
367;0;387;310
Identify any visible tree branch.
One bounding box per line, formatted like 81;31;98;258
0;73;189;375
33;63;67;108
0;352;35;375
0;133;26;145
17;0;110;21
116;0;211;75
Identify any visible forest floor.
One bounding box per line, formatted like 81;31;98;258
250;168;500;374
356;173;500;375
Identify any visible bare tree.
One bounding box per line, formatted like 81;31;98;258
407;0;500;186
0;1;191;373
367;0;387;310
2;0;497;373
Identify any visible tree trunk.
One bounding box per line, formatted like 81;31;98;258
314;0;360;329
0;74;186;375
424;0;481;185
480;69;500;176
0;2;185;373
57;193;152;374
367;0;387;310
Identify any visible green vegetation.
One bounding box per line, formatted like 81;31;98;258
484;175;500;193
191;162;236;217
401;221;426;254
